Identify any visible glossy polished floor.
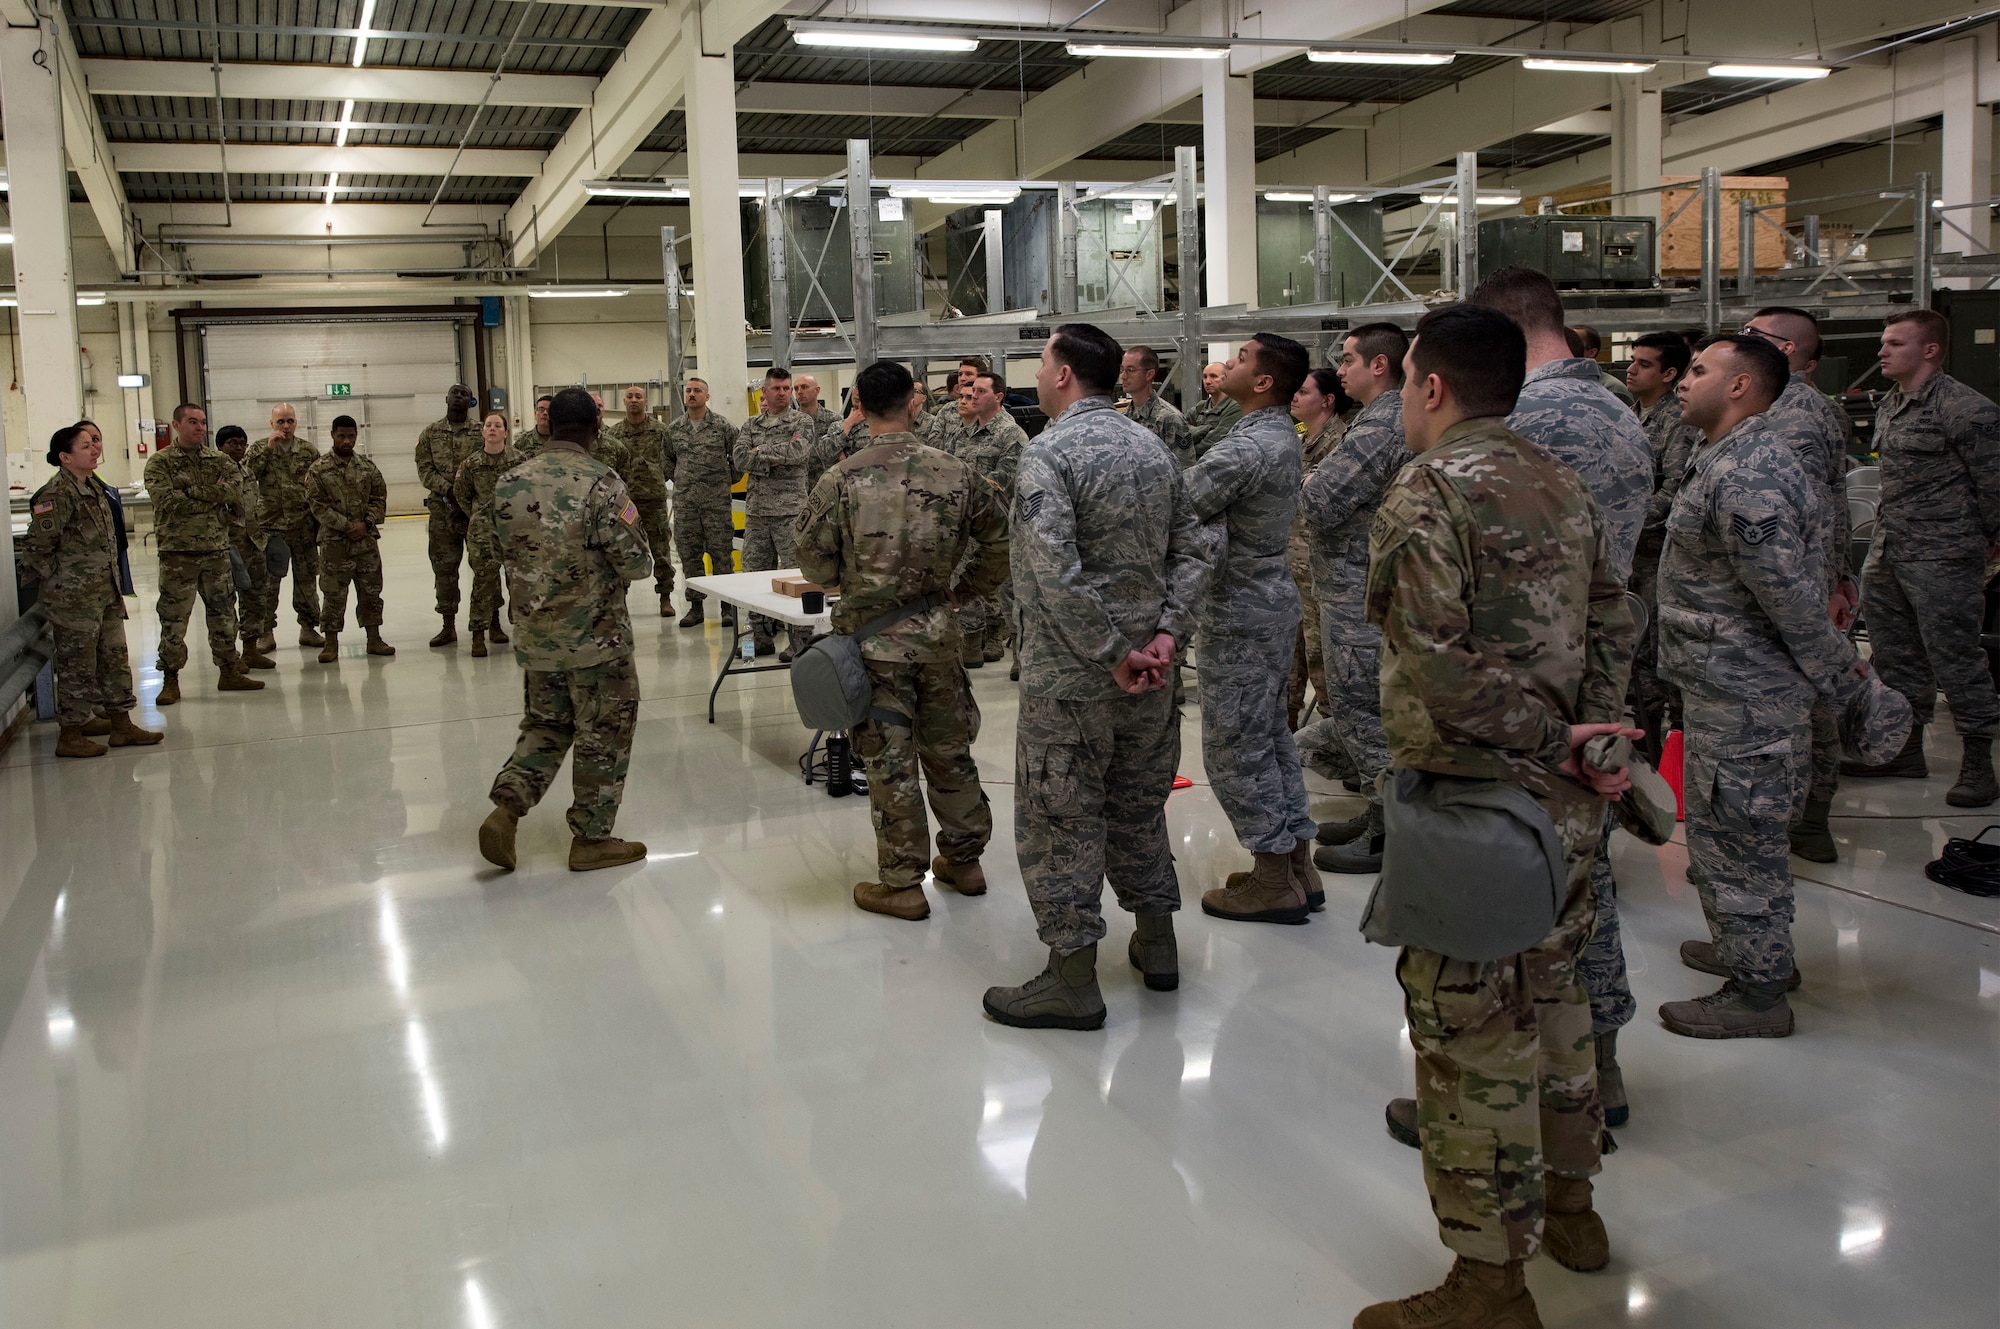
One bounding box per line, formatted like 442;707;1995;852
2;522;1995;1328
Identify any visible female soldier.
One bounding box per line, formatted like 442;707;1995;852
452;411;521;657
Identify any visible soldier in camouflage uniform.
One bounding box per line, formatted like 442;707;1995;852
731;367;815;657
1845;309;2000;808
603;383;676;617
1119;345;1194;468
948;371;1030;668
479;388;653;874
1184;361;1243;461
415;384;483;646
1657;335;1875;1042
927;357;985;414
306;416;396;663
1627;332;1700;766
1363;306;1637;1329
1286;367;1346;731
795;374;841;440
454;413;524;658
512;394;552;461
145;403;264;703
1302;325;1410;875
982;324;1211;1030
22;423;165;756
664;377;742;627
796;361;1011;923
245;402;323;648
215;426;277;672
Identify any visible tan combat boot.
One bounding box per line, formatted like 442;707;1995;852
318;633;340;664
569;836;646;871
470;628;488;658
299;624;325;648
105;711;165;747
1289;837;1325;911
960;629;985;669
241;638;276;670
217;664;266;692
983;944;1106;1029
1127;913;1178;991
487;613;509;645
1354;1258;1541;1329
82;713;113;737
255;630;277;655
1543;1175;1610;1272
429;614;457;647
1201;851;1309;925
156;670;181;706
56;725;108;758
478;805;519;870
854;880;931;920
678;600;706;628
366;629;396;657
660;594;674;619
932;855;986;896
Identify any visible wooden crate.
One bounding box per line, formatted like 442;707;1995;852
1545;176;1790;274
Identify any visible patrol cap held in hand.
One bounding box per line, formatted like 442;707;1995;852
1843;675;1915;765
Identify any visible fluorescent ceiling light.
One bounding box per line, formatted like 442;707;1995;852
351;0;376;68
1309;49;1453;66
117;372;149;389
582;179;688;199
1262;191;1359;204
76;294;107;306
1067;42;1228;60
1420;190;1523;205
1707;63;1831;80
324;171;339;207
527;286;630;299
335;99;355;148
795;29;979;53
888;185;1020;205
1521;56;1655;74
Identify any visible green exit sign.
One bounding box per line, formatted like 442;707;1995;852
326;383;352;397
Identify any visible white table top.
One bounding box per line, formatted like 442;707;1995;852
684;570;834;629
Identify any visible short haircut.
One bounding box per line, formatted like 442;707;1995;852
1469;263;1567;338
535;394;555;406
172;402;204;422
1126;344;1162;378
1347;322;1409;384
46;424;88;465
958;356;989;372
1887;308;1950;354
684;378;706;389
1632;331;1692;380
1411;305;1527;417
549;386;599;435
1305;366;1341;399
1573;324;1603;354
215;425;248;447
330;414;359;433
1050;323;1122;393
1248;333;1311;403
764;366;792;382
1563;327;1587;357
855;360;918;417
1753;305;1823;362
1677;326;1707;347
973;371;1006;395
1697;333;1789;404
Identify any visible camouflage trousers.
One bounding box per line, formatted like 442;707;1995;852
155;551;240;672
1397;783;1605;1265
675;503;737;598
1287;582;1329;729
741;514;806;650
1683;691;1810;989
1579;822;1633;1034
1628;558;1681;764
234;539;274;645
1323;630;1392;835
1802;696;1842;808
489;655;639;840
851;659;992;889
466;530;505;624
266;524;322;630
1018;689;1182;952
633;496;675;599
49;597;135;725
956;580;1015;661
1861;554;2000;739
1198;628;1318;853
426;497;469;615
319;537;385;631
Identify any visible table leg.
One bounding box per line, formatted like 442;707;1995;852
707;610;747;724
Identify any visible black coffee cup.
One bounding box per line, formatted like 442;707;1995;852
801;590;826;614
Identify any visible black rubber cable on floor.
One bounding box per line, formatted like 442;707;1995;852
1924;825;2000;898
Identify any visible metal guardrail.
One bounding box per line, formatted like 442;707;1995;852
0;605;52;715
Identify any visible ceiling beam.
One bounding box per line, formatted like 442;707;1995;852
112;143;547;177
80;58;598;109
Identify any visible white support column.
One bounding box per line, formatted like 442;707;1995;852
684;13;750;417
1200;0;1256;363
114;302;148;487
506;295;535;427
1;22;85;455
1610;76;1662;205
1939;34;1993;274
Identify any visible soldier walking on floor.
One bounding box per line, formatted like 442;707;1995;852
415;384;484;647
145;403;265;704
305;416;396;663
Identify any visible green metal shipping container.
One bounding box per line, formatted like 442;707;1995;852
1477;215;1656;288
1255;198;1388;308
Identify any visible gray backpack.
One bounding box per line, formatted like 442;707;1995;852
790;592;945;731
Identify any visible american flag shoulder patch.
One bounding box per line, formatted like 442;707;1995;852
620;500;639;525
32;501;54;514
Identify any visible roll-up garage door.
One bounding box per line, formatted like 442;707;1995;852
200;321;463;514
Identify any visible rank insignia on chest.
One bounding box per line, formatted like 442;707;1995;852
620;500;639;524
32;501;53;514
1730;513;1782;547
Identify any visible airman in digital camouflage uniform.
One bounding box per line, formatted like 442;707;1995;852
1844;308;2000;808
982;324;1210;1030
1627;332;1700;767
1362;306;1638;1329
1286;368;1345;733
512;393;552;461
1183;334;1324;926
604;383;677;617
306;415;396;663
245;402;323;649
22;424;164;756
1120;344;1194;468
145;403;263;704
928;357;985;414
796;360;1011;923
1301;324;1410;875
1184;361;1243;461
795;373;841;441
665;377;741;627
948;371;1029;669
479;388;653;874
415;384;484;646
731;367;816;657
454;412;523;658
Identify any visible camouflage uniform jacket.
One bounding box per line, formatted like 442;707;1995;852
511;427;549;462
1185;393;1244;460
415;418;483;508
22;468;124;623
1507;357;1653;584
1301;391;1409;644
1286;417;1347;589
732;409;814;517
795;433;1011;663
305;452;388;542
1181;404;1303;638
1637;392;1701;570
603;415;671;502
490;440;653;670
1872;370;2000;561
1012;396;1211;700
244;435;320;529
144;444;242;553
453;444;526;528
916;409;960;452
1657;413;1864;711
231;455;267;554
1762;372;1853;589
951;411;1031;505
663;411;742;508
805;404;841;437
1127;391;1195;469
1367;416;1634;800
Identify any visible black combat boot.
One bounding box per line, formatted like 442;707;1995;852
1789;795;1837;862
1947;739;1998;808
1596;1029;1627;1127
